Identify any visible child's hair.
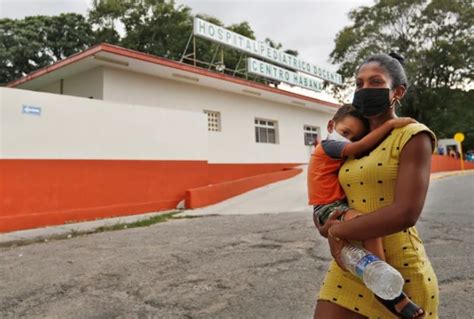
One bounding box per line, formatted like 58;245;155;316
333;104;370;133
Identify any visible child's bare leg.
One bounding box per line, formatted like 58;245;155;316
343;210;424;317
363;237;385;260
343;209;385;259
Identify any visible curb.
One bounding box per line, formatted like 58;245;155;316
1;170;472;246
0;210;178;247
430;170;474;181
185;168;302;208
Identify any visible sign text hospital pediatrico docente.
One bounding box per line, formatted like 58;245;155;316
193;17;342;86
247;58;323;92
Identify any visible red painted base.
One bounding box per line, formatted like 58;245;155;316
0;160;299;232
186;167;302;209
1;156;471;232
431;155;474;172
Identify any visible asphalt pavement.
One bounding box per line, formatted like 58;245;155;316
0;170;472;318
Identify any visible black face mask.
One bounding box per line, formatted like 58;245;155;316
352;88;391;117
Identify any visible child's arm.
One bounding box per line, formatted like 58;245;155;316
342;118;416;157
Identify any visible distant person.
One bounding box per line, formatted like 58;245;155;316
437;146;444;155
313;53;438;319
309;135;320;156
448;147;457;159
312;135;319;148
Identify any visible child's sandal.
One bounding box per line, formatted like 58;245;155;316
376;292;425;318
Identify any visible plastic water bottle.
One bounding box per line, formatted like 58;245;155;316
340;245;404;299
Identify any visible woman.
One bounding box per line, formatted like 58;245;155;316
314;53;439;318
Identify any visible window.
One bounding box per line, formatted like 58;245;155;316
304;125;320;146
255;118;278;144
204;110;221;131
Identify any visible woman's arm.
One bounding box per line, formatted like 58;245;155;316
329;132;433;241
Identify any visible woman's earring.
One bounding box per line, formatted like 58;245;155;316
390;98;397;109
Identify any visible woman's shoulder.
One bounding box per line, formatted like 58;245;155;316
394;122;432;133
392;122;436;140
391;122;436;152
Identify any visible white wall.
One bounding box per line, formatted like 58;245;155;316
102;67;332;164
40;81;61;94
37;67;104;99
0;87;207;160
437;138;460;155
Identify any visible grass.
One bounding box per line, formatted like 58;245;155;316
93;211;198;232
1;211;200;248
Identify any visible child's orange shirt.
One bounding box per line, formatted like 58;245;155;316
307;139;348;205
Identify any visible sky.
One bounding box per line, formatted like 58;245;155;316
0;0;373;101
0;0;372;72
175;0;373;73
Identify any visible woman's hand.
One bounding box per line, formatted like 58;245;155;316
313;209;345;238
328;228;349;271
390;117;417;128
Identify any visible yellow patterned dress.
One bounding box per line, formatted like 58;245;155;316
318;123;439;318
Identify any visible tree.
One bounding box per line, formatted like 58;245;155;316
220;21;257;74
264;38;298;57
88;0;128;45
330;0;474;149
0;13;95;84
2;0;299;88
417;88;474;151
89;0;193;60
89;0;298;81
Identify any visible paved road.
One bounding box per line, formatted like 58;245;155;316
0;173;472;318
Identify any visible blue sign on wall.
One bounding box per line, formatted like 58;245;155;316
22;105;41;116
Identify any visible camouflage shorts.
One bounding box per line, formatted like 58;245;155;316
313;200;350;225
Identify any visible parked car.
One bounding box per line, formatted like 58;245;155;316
466;150;474;162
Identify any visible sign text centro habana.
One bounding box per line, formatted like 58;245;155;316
193;17;342;86
247;58;323;92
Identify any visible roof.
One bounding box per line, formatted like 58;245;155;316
7;43;340;111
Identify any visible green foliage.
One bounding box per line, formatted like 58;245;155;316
411;88;474;151
1;0;298;86
93;211;194;232
216;22;253;76
0;13;95;84
330;0;474;148
89;0;193;60
88;0;297;79
264;37;298;57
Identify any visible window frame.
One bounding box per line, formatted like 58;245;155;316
255;118;279;144
303;124;320;146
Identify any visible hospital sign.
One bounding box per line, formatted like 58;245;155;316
193;17;342;86
247;58;323;92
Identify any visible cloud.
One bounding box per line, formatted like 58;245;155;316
177;0;372;71
0;0;372;72
0;0;91;19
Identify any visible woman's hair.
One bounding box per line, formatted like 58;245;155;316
357;52;408;89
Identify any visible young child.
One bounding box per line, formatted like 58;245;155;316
307;104;422;318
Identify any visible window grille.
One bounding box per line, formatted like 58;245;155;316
204;110;221;132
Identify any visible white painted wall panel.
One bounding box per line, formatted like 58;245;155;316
103;67;332;164
40;81;60;94
0;88;208;160
37;67;104;99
